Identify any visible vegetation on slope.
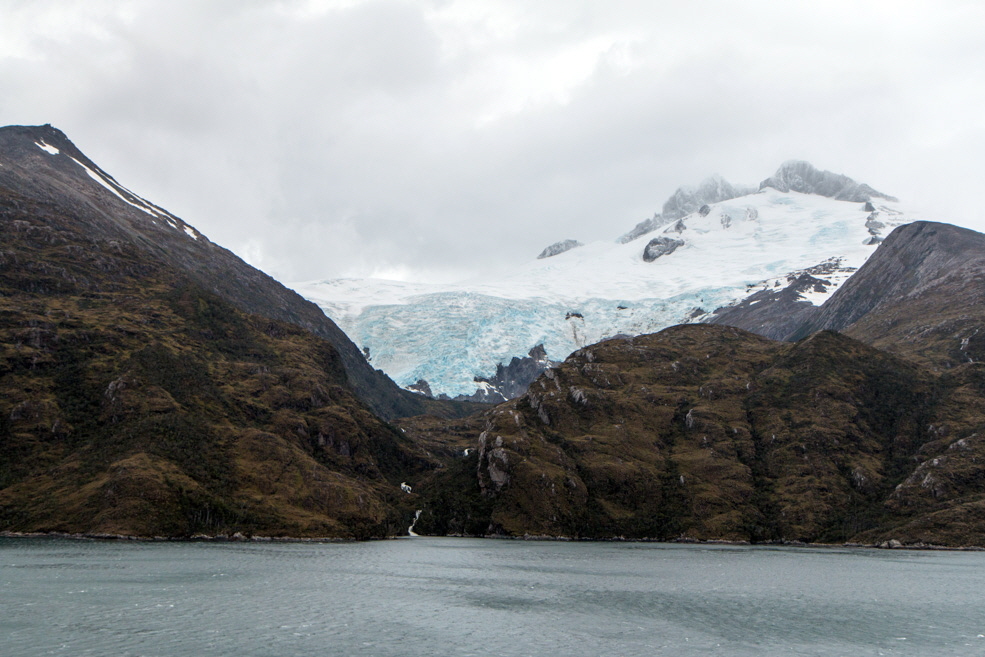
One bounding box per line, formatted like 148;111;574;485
0;190;423;538
407;324;985;546
5;132;985;546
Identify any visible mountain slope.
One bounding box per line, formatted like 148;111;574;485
406;324;985;546
0;124;466;420
0;182;433;537
792;221;985;367
711;221;985;370
617;174;753;244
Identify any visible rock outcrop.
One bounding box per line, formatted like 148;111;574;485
537;239;583;259
642;236;685;262
759;160;897;203
618;175;752;243
449;345;555;403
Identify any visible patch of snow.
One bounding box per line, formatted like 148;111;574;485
184;226;199;240
68;156;158;217
35;140;60;155
797;267;858;306
66;155;184;226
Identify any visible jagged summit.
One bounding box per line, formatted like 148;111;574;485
661;174;751;222
759;160;897;203
618;174;752;244
619;162;896;245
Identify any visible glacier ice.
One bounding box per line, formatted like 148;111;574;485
295;172;917;399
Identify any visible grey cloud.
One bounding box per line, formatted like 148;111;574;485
1;0;984;283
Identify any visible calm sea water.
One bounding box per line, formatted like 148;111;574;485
2;537;983;656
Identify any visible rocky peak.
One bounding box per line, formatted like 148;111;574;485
406;379;434;397
759;160;897;203
617;213;674;244
618;174;751;244
537;239;583;259
662;175;747;221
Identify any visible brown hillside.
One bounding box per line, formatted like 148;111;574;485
409;324;985;546
0;188;423;537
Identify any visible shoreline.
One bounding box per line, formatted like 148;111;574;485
0;530;351;543
2;530;983;551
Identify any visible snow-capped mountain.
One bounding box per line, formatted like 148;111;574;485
294;161;918;401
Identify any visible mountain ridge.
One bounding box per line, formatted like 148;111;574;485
710;221;985;369
0;124;471;421
0;180;426;537
759;160;897;203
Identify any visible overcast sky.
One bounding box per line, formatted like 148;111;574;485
3;0;984;283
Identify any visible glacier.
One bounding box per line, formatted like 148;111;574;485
294;164;918;398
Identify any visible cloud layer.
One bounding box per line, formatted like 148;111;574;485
3;0;984;282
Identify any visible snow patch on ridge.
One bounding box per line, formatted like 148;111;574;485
737;257;861;308
69;155;160;218
35;140;60;155
65;154;202;242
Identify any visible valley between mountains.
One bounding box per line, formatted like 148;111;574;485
3;124;985;546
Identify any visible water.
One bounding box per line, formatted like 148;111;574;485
2;537;983;656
